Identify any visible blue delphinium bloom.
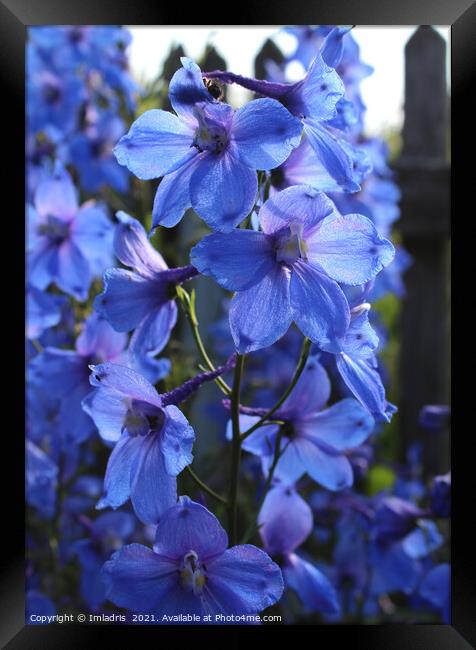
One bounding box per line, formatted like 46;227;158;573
114;57;302;232
95;211;197;359
258;481;340;616
74;511;135;611
419;563;450;623
26;441;58;519
203;49;366;192
29;312;129;443
191;186;394;354
102;496;283;619
231;357;374;491
26;286;66;339
27;162;114;300
319;302;397;422
69;109;129;193
82;362;195;524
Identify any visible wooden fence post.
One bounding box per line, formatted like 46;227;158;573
396;26;450;475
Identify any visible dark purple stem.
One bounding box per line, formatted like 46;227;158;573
203;69;291;101
221;399;272;418
161;354;237;407
160;264;199;286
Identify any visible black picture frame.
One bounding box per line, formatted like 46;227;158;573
3;0;472;646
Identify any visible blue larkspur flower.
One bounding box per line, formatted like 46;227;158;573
191;186;394;354
102;496;283;618
114;57;302;232
27;162;115;300
230;357;374;491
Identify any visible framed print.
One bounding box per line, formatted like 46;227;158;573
1;0;473;646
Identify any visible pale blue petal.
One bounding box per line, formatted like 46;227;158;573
190;150;257;232
159;405;195;476
284;553;340;614
290;260;350;345
114;109;196;180
230;267;292;353
190;229;274;291
231;98;302;170
88;362;162;408
295;437;354;490
153;497;228;560
280;356;331;417
297;398;374;450
97;433;144;509
258;485;313;555
55;241;91;300
206;545;284;614
128;301;177;357
306;212;395;285
114;211;167;276
151;155;201;229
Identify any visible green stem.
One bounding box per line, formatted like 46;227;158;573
241;337;311;441
241;429;290;544
178;288;232;396
186;466;227;505
228;354;245;545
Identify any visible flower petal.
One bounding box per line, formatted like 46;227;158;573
279;356;331;417
258;485;313;555
284;553;340;614
168;57;214;121
97;433;144;509
297;398;374;450
114;109;196;180
102;543;179;613
190;151;257;232
159;405;195;476
113;211;168;276
190;229;274;291
88;362;162;408
128;301;177;358
295;437;353;490
206;545;284;614
230;267;293;353
290;260;350;344
153;497;228;560
306;213;395;285
151;155;201;230
130;432;177;524
231;98;302;170
34;162;78;219
56;241;91;300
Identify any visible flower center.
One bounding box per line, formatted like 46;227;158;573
193;106;229;155
275;223;307;265
180;550;207;595
37;216;70;244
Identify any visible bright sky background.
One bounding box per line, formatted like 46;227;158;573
127;26;450;136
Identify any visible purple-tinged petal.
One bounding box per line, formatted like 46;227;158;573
284;553;340;614
29;348;85;397
97;433;144;509
295;438;353;490
336;353;395;422
237;416;279;456
27;241;58;291
279;356;331;417
114;109;197;180
34;162;78;219
259;185;339;236
190;150;258;232
55;241;91;300
306;213;395;285
94;268;166;332
88;362;162;408
230;267;292;353
113;211;167;277
259;484;313;555
297;398;374;450
268;441;306;484
206;545;284;614
168;57;214;121
82;388;128;443
71;205;114;276
231;98;302;170
130;432;177;524
151;155;201;229
190;229;274;292
76;312;127;360
290;260;350;344
153;497;228;561
26;287;65;339
102;543;179;613
128;301;177;357
159;405;195;476
303;120;360;192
